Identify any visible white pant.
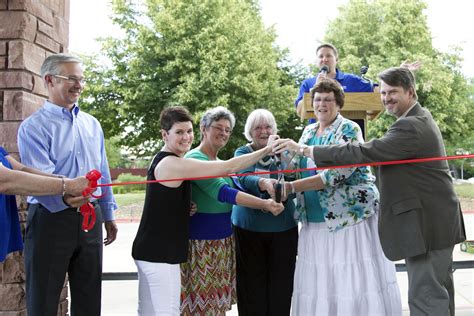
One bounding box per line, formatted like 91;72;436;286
134;260;181;316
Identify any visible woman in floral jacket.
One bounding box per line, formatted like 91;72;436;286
281;80;402;316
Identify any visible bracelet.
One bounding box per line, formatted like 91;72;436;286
58;175;66;196
289;182;296;194
58;175;71;208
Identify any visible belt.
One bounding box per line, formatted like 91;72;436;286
30;200;99;212
64;200;99;212
31;201;100;232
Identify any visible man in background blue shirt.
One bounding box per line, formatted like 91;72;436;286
18;53;118;316
295;43;373;123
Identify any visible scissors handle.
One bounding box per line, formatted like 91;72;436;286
274;182;282;203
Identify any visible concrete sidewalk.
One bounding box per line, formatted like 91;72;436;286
100;214;474;315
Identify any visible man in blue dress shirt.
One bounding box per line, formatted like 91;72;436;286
295;43;373;123
18;53;118;316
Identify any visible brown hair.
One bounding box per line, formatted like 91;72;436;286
310;79;345;109
378;67;418;100
159;106;193;131
316;43;339;58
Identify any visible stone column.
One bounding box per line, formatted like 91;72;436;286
0;0;70;315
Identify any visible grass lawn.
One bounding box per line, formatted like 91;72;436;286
454;184;474;199
114;192;145;207
111;184;473;216
113;185;473;204
114;186;473;200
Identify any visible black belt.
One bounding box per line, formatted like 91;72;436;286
30;201;99;212
63;200;100;212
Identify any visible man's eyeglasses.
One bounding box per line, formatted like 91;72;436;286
313;97;335;103
53;75;86;85
210;125;232;135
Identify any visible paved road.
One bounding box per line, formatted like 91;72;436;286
99;213;474;315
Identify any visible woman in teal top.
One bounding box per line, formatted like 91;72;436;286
180;107;284;316
274;80;401;315
232;109;298;316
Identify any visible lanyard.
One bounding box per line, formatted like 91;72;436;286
274;154;284;202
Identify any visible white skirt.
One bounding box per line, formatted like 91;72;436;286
292;213;402;316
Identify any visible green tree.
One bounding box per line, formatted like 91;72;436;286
445;77;474;179
81;0;303;158
323;0;472;149
105;137;132;168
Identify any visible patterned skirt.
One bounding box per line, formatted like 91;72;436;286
180;235;237;316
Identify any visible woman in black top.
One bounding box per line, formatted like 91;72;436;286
132;106;283;315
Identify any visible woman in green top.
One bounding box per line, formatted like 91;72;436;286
180;106;283;316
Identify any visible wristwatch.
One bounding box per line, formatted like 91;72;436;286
299;145;308;156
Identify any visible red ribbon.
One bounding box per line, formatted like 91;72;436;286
79;202;96;232
80;169;102;232
96;154;474;187
78;154;473;231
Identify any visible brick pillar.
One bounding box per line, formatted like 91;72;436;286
0;0;70;315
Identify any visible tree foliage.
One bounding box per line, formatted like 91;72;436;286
81;0;472;171
81;0;303;158
323;0;473;152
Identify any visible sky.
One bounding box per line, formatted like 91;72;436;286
69;0;474;77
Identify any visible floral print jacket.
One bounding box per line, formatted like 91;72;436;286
295;114;379;231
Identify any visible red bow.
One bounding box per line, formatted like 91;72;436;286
79;169;102;232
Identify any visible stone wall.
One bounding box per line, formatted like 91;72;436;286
0;0;70;315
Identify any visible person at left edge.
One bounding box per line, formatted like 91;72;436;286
0;147;90;264
17;53;118;316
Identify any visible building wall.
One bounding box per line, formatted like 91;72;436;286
0;0;70;314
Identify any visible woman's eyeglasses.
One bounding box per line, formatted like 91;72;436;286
313;97;335;103
210;125;232;135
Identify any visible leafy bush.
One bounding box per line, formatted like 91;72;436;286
112;173;146;194
454;184;474;199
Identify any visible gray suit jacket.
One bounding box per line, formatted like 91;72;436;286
313;104;466;261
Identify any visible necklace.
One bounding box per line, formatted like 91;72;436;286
259;156;273;167
246;144;273;167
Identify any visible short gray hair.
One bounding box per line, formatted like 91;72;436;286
243;109;277;142
40;53;82;79
200;106;236;140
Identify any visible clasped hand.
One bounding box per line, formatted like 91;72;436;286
272;138;301;155
267;135;301;156
262;199;285;216
63;176;97;208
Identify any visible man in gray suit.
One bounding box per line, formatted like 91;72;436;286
274;67;465;316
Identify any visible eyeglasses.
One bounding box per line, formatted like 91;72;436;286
210;125;232;135
53;75;86;85
313;97;335;103
253;125;273;132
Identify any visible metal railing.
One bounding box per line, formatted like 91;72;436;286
102;260;474;281
395;260;474;272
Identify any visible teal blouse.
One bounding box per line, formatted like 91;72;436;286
299;136;325;223
231;144;297;233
